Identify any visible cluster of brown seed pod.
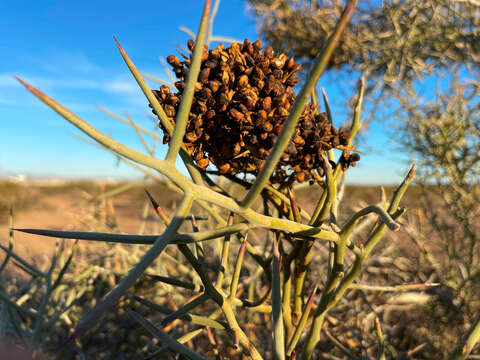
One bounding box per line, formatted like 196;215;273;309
152;38;358;185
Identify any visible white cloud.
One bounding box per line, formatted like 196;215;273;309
103;79;138;94
0;50;164;111
34;51;103;75
0;72;142;96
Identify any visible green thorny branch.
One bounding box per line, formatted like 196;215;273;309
11;0;427;358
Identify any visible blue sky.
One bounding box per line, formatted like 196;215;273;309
0;0;410;185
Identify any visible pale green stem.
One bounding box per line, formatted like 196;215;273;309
130;294;226;329
32;244;58;345
159;56;176;84
241;0;357;209
309;76;364;224
210;35;241;43
300;229;349;358
292;246;310;323
96;178;145;201
0;243;45;278
141;72;175;88
110;39;204;184
332;174;346;220
0;290;37;318
265;184;311;221
324;329;360;360
72;133;168;186
448;315;480;360
293;159;335;321
374;316;386;360
112;37;172;135
160;293;209;326
15;223;251;245
126;113;153;155
248;266;264;310
282;258;293;341
0;209;14;275
346;76;365;149
166;0;211;162
144;274;204;292
288;188;301;223
177;243;223;305
179;26;196;39
51;240;78;291
322;79;337;213
175;328;204;344
286;284;317;356
207;0;221;45
321;88;333;125
272;239;286;360
97;105;163;143
302;312;325;359
229;238;247;298
311;87;318;113
152;329;205;358
16;77;340;241
349;282;439;292
69;194;194;341
341;205;400;238
128;309;208;360
221;299;263;360
312;155;336;227
216;212;234;289
301;165;415;360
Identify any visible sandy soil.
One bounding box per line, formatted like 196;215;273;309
0;183;167;265
0;180;419;266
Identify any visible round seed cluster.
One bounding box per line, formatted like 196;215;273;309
152;39;357;185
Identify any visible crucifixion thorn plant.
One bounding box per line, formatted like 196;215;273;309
9;0;424;358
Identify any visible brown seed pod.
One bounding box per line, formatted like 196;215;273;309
185;132;198;143
199;68;210;83
219;163;230;174
205;109;216;119
229;108;244;121
187;39;195;51
277;107;289;117
257;110;267;121
167;55;181;67
295;171;305;182
194;151;204;161
166;94;180;105
174;81;184;91
351;153;361;162
197;158;209;169
163;104;176;118
237;74;249;87
208;80;221;92
273;125;283;136
293;135;305;146
151;39;355;185
261;97;272;111
263;122;273;132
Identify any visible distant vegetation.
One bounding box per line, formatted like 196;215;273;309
1;0;479;359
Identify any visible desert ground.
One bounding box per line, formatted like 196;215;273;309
2;179;470;359
0;179;419;262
